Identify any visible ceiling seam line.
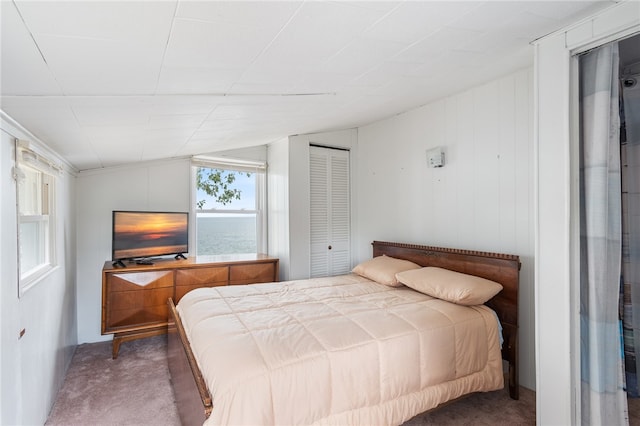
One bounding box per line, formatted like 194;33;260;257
153;0;180;95
11;0;65;96
229;1;306;93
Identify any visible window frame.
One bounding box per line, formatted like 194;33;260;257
191;156;267;256
15;141;60;296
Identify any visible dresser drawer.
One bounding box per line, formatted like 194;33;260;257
108;270;174;292
229;262;277;285
174;281;227;302
107;287;173;329
175;266;228;286
174;266;229;302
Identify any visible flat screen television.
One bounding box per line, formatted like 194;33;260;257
112;210;188;265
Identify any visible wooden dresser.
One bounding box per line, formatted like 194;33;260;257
102;254;279;358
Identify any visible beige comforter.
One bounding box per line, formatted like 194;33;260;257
177;273;504;425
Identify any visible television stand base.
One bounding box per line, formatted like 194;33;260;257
175;253;187;260
112;260;127;268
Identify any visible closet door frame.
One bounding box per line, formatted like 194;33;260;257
286;130;358;281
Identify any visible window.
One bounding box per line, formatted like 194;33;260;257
192;157;266;256
16;141;59;294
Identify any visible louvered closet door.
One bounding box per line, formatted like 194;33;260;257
310;146;350;277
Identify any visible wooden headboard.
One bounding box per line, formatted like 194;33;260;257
371;240;521;400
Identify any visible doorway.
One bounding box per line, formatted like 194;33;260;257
619;33;640;409
578;31;640;424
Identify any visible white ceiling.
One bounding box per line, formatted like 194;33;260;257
0;0;616;171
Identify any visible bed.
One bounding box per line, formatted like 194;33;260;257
167;241;520;425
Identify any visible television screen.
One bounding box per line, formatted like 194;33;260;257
112;211;189;261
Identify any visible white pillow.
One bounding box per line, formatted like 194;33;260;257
395;266;503;305
352;255;421;287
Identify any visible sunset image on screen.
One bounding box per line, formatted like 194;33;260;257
112;211;188;260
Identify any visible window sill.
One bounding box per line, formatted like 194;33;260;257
19;263;58;297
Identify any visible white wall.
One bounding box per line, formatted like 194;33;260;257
0;114;77;425
267;138;291;280
356;69;535;390
533;2;640;424
75;159;190;343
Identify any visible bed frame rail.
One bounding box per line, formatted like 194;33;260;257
167;298;212;425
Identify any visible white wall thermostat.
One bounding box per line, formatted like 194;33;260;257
426;147;445;168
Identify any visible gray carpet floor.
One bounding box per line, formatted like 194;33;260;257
46;335;537;425
46;336;180;426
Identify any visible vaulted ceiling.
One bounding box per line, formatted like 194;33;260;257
0;1;616;170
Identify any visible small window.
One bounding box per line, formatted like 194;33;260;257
192;157;266;256
16;142;58;295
